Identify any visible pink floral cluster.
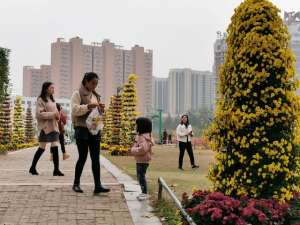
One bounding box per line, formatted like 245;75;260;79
182;191;292;225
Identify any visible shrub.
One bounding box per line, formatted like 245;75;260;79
0;144;7;155
109;145;130;156
0;140;38;154
182;190;293;225
100;143;109;150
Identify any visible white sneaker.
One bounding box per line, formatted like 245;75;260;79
137;193;149;201
136;193;143;200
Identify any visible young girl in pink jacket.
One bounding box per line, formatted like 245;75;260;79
130;117;154;201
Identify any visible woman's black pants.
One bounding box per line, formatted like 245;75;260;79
59;133;66;153
74;128;101;188
178;141;195;168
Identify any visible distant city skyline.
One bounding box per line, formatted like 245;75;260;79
0;0;298;95
23;37;153;114
153;68;215;115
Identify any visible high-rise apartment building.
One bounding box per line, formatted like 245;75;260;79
51;37;104;99
285;12;300;76
285;12;300;94
153;77;168;113
212;32;227;106
168;69;215;115
23;65;51;97
213;32;227;77
51;37;153;114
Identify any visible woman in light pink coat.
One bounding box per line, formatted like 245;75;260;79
29;82;64;176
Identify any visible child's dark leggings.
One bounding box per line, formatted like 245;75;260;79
136;163;149;194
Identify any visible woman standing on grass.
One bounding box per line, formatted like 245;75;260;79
29;82;64;176
176;114;199;170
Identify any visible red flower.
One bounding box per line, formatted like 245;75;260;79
236;218;247;225
183;190;293;225
242;206;255;217
257;212;267;223
208;192;226;201
192;190;209;198
210;208;222;221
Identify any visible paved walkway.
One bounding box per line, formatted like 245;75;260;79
0;144;161;225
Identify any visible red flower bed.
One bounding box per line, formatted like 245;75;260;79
181;191;300;225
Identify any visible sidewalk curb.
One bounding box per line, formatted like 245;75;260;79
100;155;162;225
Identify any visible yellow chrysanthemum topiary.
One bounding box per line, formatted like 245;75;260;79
102;96;114;146
102;74;138;155
207;0;300;202
110;95;122;147
12;96;25;145
120;74;138;148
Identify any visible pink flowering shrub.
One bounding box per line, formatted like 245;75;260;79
181;190;298;225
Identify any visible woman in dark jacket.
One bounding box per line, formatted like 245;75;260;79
71;72;110;194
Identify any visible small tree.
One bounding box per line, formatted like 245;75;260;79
0;48;10;104
120;74;138;147
102;96;114;146
12;96;25;144
101;97;113;145
25;104;35;142
103;94;125;155
111;94;122;146
0;92;12;145
208;0;300;202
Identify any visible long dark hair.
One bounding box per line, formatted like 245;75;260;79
56;103;61;111
39;82;55;102
180;114;189;128
136;117;152;135
81;72;99;86
81;72;100;99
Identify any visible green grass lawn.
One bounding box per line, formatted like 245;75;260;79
103;144;215;197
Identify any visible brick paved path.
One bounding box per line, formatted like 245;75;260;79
0;144;134;225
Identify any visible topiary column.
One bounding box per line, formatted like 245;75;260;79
12;96;25;144
0;93;12;145
0;48;10;104
120;74;138;148
102;96;114;146
208;0;300;202
111;94;122;146
25;103;35;142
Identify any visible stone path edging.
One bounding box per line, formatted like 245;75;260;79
100;156;162;225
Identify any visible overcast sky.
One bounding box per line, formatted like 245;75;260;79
0;0;298;95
